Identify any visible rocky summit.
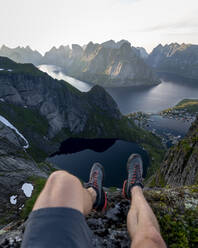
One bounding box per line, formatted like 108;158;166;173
0;186;198;247
147;43;198;80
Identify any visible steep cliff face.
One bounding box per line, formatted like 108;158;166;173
136;47;148;59
147;43;198;80
42;40;159;87
150;116;198;187
0;121;47;226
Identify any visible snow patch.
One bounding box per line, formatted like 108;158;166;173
0;68;4;71
10;195;17;205
22;183;34;197
0;115;29;149
7;69;13;72
0;98;5;102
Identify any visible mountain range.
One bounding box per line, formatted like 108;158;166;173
1;41;197;86
147;43;198;80
0;41;158;87
0;45;42;65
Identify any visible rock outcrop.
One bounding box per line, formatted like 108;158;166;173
150;116;198;186
147;43;198;80
136;47;148;59
41;40;159;87
0;121;47;226
0;187;198;247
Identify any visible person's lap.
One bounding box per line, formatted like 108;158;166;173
21;207;93;248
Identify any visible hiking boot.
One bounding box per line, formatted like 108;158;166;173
85;162;107;211
122;153;144;200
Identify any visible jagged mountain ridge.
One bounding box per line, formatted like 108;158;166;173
1;42;198;82
42;40;158;87
147;43;198;80
0;45;42;65
0;41;158;87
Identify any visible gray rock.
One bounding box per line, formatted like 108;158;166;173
151;116;198;186
0;45;42;66
0;122;26;148
42;40;159;87
147;43;198;80
0;125;47;225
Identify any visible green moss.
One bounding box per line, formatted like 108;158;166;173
21;177;47;219
0;102;49;137
157;209;198;248
109;187;117;192
38;161;57;172
175;99;198;113
27;144;48;162
0;57;45;77
188;185;198;193
162;99;198;115
0;102;49;161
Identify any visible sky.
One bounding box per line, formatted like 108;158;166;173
1;0;198;54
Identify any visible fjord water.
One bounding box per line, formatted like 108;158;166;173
39;65;198;114
47;139;149;188
40;65;198;186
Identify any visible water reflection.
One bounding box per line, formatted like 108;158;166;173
38;64;92;92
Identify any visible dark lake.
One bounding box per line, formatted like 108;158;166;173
47;138;149;188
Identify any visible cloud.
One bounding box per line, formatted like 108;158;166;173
136;19;198;33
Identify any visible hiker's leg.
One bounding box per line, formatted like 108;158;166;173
33;170;96;216
127;186;166;248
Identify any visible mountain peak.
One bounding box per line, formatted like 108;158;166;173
101;40;116;48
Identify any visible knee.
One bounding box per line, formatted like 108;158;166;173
47;170;82;190
146;229;165;246
133;228;165;248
